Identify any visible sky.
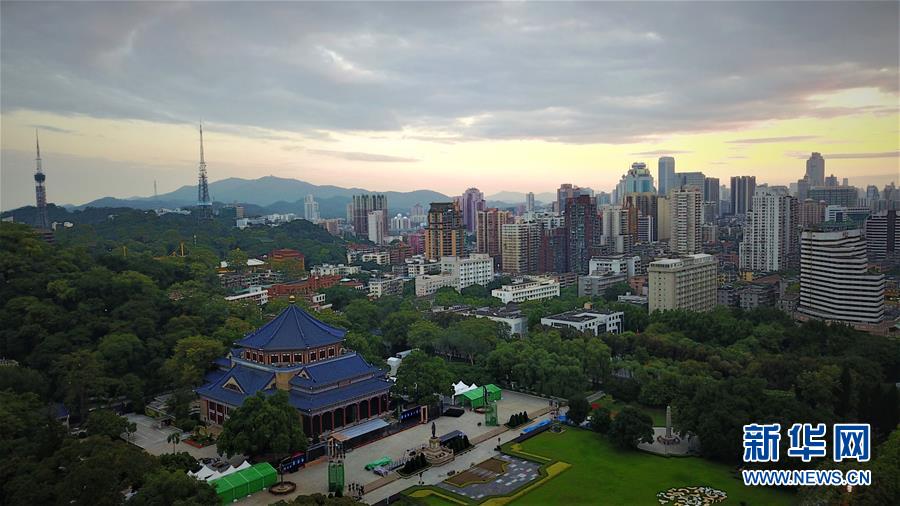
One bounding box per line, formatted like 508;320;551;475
1;1;898;210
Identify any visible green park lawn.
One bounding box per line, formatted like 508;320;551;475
508;429;796;506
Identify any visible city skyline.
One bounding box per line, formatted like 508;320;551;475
2;1;898;209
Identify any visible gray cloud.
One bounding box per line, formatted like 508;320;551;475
1;2;897;144
727;135;820;144
308;149;418;163
29;124;76;134
823;151;898;160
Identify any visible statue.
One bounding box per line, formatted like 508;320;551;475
431;421;436;439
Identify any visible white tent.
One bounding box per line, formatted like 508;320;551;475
188;460;251;482
452;381;479;401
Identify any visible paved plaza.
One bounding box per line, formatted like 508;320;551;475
435;454;542;501
235;390;551;505
125;414;221;460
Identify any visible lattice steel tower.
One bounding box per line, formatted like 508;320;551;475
196;122;212;220
33;130;50;230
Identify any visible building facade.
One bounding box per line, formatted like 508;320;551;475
476;208;513;262
460;188;485;233
648;254;717;313
565;195;599;274
658;156;675;196
425;202;465;260
739;188;798;273
865;210;899;264
501;221;542;274
669;188;703;255
730;176;757;215
492;277;561;304
806;152;825;186
352;194;388;238
798;228;885;324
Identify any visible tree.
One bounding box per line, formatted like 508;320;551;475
590;406;612;433
566;396;590;425
344;299;379;332
226;248;249;272
394;351;453;405
407;320;443;354
608;406;654;449
381;310;421;352
158;451;201;472
603;282;631;302
85;409;135;440
167;432;181;454
163;335;225;388
54;350;108;421
130;468;218;506
217;391;308;461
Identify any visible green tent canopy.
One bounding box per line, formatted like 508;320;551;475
459;384;502;408
210;462;277;504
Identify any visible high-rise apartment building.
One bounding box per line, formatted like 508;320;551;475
352;194;388;237
730;176;756;215
557;184;579;214
624;193;658;241
808;186;858;207
526;192;535;212
648;254;717;312
799;199;827;228
424;202;465;260
367;210;386;245
460;187;485;233
739;188;798;273
658;156;675;196
304;194;320;222
796;176;811;201
669;188;703;255
799;229;884;324
501;221;542;274
565;195;599;275
674;171;705;191
865;210;899;263
476;208;512;262
806;152;825;186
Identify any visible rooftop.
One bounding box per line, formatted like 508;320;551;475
543;308;621;322
236;303;346;351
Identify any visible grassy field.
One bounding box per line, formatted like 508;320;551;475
508;429;796;506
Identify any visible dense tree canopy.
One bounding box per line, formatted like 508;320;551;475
217;391;308;459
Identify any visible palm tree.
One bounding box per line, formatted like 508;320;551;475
167;432;181;453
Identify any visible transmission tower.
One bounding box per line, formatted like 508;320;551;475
196;122;212;220
33;130;50;230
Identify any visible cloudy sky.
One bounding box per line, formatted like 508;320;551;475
1;1;898;209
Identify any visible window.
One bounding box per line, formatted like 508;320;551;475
282;354;290;364
328;348;335;357
294;353;303;363
271;354;279;364
309;353;316;362
319;350;326;359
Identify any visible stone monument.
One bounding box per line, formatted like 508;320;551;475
421;421;454;466
658;405;681;445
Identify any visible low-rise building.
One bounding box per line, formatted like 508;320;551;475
310;264;362;277
492;277;560;304
368;277;406;298
617;293;648;306
577;271;628;298
416;273;456;297
540;307;624;335
589;255;640;277
471;305;528;337
224;286;269;305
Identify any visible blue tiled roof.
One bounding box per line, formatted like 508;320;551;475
286;377;392;413
196;364;275;407
236;304;346;351
289;353;381;389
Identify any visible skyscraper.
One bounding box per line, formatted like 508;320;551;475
33;130;50;230
669;188;703;255
658;156;675;196
425;202;465;260
703;177;720;219
806;152;825;186
796;176;810;201
674;171;705;191
501;221;542;274
730;176;756;215
565;195;599;275
799;228;884;324
799;199;827;228
648;254;717;313
367;210;386;245
865;210;899;264
304;194;320;222
616;162;656;202
557;184;579;214
196;123;213;220
476;208;512;262
739;188;798;273
525;192;535;212
460;187;485;233
352;194;388;237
